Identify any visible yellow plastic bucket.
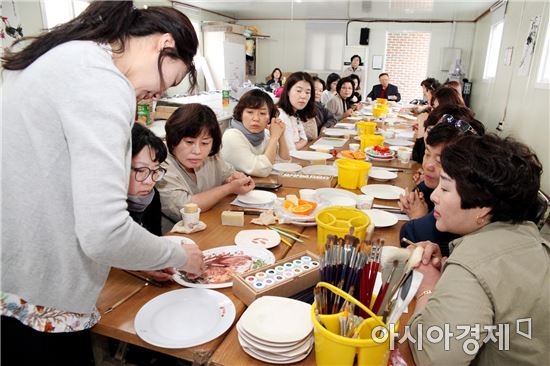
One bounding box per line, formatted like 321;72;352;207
312;282;397;366
356;121;377;136
335;159;372;190
376;98;388;104
315;207;370;250
372;106;384;118
360;134;384;151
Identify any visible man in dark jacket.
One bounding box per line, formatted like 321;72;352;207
367;73;401;102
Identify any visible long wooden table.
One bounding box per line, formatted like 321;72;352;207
93;122;421;365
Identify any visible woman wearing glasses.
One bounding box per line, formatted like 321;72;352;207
157;104;255;223
399;106;485;256
2;2;203;363
407;134;549;365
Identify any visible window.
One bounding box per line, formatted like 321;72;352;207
536;21;550;86
41;0;89;30
483;20;504;79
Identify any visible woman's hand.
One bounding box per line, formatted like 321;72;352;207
225;171;247;183
227;175;255;195
269;118;285;139
413;168;423;185
343;108;354;118
398;187;429;219
354;103;363;111
178;243;204;275
407;240;445;269
141;268;175;282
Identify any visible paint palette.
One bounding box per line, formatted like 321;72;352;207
232;251;320;306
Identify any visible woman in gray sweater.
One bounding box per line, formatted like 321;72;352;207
1;1;204;363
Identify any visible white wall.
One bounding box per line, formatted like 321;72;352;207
469;0;550;193
239;20;307;82
347;21;475;98
239;19;475;99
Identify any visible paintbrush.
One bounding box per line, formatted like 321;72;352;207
372;259;398;314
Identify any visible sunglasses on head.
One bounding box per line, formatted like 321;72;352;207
437;114;478;135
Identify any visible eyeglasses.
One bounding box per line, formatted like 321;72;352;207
131;166;166;182
438;114;478;135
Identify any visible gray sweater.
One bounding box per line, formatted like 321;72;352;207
2;41;187;313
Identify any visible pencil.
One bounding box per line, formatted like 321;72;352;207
280;237;293;247
272;226;310;238
104;283;148;314
269;227;304;243
401;237;416;248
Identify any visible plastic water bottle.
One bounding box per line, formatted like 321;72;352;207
222;79;230;108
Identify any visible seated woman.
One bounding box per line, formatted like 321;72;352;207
221;89;290;177
412;77;441;163
312;77;337;133
325;77;359;121
408;134;549;365
157;104;255;222
267;67;282;91
432;86;465;108
348;74;363;103
399;108;485;256
277;72;317;147
321;73;340;105
127;124;177;280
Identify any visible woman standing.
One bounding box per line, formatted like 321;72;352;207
1;2;203;363
221;89;290;177
158;104;255;221
277;72;317;148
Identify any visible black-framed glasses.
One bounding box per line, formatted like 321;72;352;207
131;167;166;182
438;114;478;135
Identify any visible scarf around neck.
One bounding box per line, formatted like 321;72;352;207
229;118;265;147
127;189;155;213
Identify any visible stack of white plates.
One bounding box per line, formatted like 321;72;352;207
237;296;314;364
236;190;278;208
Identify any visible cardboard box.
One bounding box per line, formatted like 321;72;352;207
278;172;337;189
153;105;178;120
232;251;320;306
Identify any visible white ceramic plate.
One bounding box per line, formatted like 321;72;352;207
384;138;415;147
398;114;417;120
173;245;275;288
315;188;358;204
237;190;278;205
309;144;333;152
273;162;302;173
365;147;396;160
238;332;314;356
134;289;235;348
368;169;398;181
334;122;356;129
240;341;312;364
238;296;313;343
362;209;399;228
315;137;348;147
290;151;333;161
300;165;338;177
360;184;405;200
324;128;357;136
234;230;280;249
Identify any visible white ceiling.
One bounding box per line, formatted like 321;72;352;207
176;0;498;21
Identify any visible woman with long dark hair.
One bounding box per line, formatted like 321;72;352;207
277;72;317;149
1;2;204;363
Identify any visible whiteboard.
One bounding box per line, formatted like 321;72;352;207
224;41;246;88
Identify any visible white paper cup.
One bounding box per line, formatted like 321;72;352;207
349;143;360;152
180;207;201;229
398;147;413;164
299;189;317;202
356;194;374;210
